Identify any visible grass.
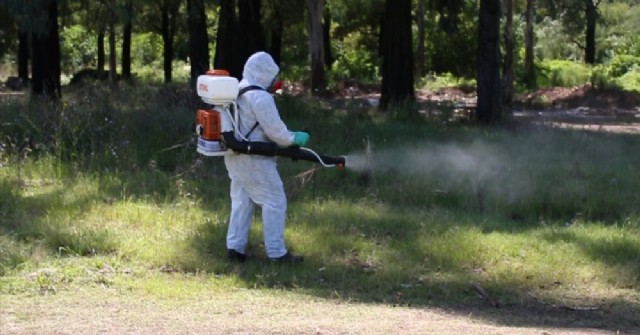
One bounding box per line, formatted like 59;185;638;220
1;85;640;332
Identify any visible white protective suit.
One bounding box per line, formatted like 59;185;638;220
224;52;296;259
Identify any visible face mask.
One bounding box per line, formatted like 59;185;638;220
271;80;283;93
269;76;283;93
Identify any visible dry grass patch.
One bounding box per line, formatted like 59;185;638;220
0;283;623;335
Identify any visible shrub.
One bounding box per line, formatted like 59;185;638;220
619;68;640;93
607;54;640;78
420;72;476;91
60;25;97;72
131;33;164;69
590;64;619;90
535;17;582;61
0;236;28;276
330;31;380;84
536;60;591;88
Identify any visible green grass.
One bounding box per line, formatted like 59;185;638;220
419;72;476;92
1;86;639;317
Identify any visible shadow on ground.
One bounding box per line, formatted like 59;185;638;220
184;189;640;334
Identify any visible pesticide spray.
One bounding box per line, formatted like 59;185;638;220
194;70;346;168
342;138;534;207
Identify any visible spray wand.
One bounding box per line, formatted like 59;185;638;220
218;130;345;168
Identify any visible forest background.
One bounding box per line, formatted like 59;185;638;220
1;1;640;334
1;0;639;110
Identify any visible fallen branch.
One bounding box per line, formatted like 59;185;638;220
471;282;500;308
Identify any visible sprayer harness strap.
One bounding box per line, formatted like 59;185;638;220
238;85;267;138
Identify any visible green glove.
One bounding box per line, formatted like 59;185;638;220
292;131;310;146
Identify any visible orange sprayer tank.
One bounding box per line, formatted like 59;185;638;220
196;109;222;141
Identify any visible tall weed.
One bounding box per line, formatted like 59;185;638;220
0;83;199;174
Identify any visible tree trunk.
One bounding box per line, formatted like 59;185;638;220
524;0;536;89
502;0;514;111
188;0;210;86
97;30;105;75
214;0;240;77
545;0;557;19
476;0;502;124
436;0;463;34
108;19;117;84
268;8;283;66
415;0;426;77
307;0;326;94
50;0;61;96
584;0;598;64
121;0;132;80
237;0;265;75
18;28;29;80
31;0;61;99
161;1;174;83
322;9;333;69
380;0;414;109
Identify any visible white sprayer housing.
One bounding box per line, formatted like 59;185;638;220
195;70;239;156
196;73;239;106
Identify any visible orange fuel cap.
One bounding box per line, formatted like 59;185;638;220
206;69;230;76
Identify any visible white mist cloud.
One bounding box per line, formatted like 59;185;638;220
344;139;533;203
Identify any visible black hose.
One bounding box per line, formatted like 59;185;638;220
221;132;345;166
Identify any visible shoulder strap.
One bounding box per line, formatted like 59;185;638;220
238;85;266;138
238;85;265;96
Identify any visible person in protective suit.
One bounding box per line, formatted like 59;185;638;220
225;51;309;263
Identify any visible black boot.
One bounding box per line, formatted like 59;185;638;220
227;249;247;263
269;252;303;263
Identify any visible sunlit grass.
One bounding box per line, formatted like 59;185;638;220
1;157;639;308
1;88;639;314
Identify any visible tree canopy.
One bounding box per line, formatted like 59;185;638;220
1;0;639;120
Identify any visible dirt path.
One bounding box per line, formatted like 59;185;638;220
0;288;626;335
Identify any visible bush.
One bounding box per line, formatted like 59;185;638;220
419;72;476;91
619;68;640;93
536;60;591;88
0;236;28;276
607;54;640;78
60;25;97;72
131;33;164;69
616;35;640;57
330;31;380;84
535;17;582;61
590;64;618;90
591;55;640;92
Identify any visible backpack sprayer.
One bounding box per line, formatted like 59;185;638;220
194;70;346;168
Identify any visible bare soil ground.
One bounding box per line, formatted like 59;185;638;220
322;83;640;134
418;84;640;133
0;287;632;335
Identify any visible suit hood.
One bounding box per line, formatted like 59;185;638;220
241;52;279;89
